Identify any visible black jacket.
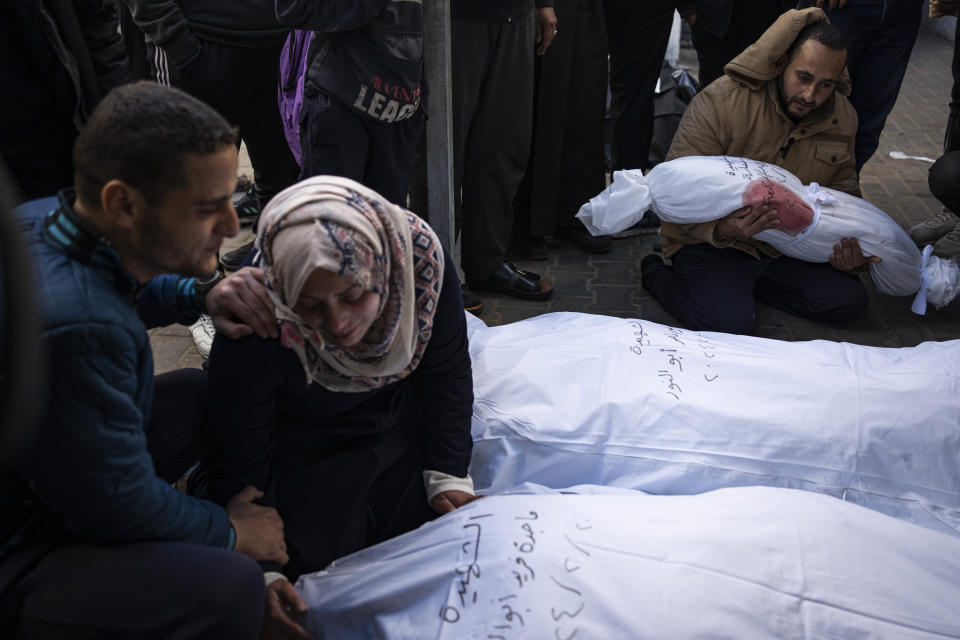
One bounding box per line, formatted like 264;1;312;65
277;0;425;123
0;0;131;201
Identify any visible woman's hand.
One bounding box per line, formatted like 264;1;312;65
431;490;483;515
260;578;313;640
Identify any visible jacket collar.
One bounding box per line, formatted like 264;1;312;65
43;189;139;294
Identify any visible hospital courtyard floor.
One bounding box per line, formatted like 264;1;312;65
151;22;960;375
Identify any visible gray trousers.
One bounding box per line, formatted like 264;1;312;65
452;9;536;278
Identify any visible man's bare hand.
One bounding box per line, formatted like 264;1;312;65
536;7;558;56
431;490;483;515
206;267;278;340
829;237;881;273
716;204;780;239
260;578;313;640
227;486;288;565
814;0;848;10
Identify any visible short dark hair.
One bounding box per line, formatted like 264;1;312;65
785;21;848;65
73;81;238;208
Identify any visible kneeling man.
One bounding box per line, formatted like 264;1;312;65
642;9;877;335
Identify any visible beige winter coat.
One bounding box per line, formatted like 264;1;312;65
660;8;860;260
930;0;958;18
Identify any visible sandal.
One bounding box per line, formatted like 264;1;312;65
467;262;554;301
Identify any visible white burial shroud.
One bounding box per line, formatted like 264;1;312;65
575;156;960;312
466;312;960;537
296;485;960;639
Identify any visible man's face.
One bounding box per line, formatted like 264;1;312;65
133;146;240;279
778;39;847;122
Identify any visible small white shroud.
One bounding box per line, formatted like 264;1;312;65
575;156;960;312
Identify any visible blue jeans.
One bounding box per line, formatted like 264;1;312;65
803;0;924;171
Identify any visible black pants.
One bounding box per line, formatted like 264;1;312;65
452;10;536;278
152;40;300;206
514;0;608;238
946;18;960;154
930;151;960;214
299;88;424;204
603;0;674;171
642;244;869;335
273;403;437;579
691;1;792;89
0;370;266;639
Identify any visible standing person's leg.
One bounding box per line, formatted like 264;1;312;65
755;256;869;324
555;0;608;232
641;244;766;334
946;17;960;153
364;111;426;205
929;152;960;214
235;45;300;206
1;541;264;639
603;0;674;171
454;12;539;282
299;90;370;183
692;0;792;89
818;0;923;171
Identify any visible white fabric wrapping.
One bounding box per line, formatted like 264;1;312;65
295;485;960;639
575;156;960;310
465;312;960;537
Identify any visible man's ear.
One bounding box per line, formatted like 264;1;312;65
101;180;142;231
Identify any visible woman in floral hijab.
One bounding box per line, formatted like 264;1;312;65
204;177;476;623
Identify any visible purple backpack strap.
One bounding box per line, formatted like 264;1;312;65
278;29;313;166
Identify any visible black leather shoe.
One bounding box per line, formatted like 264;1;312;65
466;262;554;300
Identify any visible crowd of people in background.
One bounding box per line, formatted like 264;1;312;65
1;0;958;638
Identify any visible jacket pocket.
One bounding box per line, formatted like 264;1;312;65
814;142;850;168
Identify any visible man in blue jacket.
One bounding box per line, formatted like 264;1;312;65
0;82;288;638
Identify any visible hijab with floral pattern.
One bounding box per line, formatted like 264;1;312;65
255;176;445;392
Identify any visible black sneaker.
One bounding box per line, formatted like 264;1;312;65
220;238;255;271
233;185;261;226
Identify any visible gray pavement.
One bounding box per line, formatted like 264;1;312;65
152;23;960;374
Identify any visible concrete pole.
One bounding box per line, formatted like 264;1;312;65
423;0;457;255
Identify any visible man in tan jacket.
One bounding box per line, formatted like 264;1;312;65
642;8;878;335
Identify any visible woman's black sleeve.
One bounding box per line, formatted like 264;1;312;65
411;250;474;477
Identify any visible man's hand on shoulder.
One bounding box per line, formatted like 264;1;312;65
227;486;288;565
829;237;881;273
716;204;780;240
205;267;279;340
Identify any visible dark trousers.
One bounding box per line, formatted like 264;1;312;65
946;17;960;153
802;0;924;171
452;10;536;278
691;1;792;88
299;88;424;204
642;244;869;335
930;151;960;213
603;0;675;171
515;0;608;238
153;40;300;206
0;370;266;639
273;404;436;579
